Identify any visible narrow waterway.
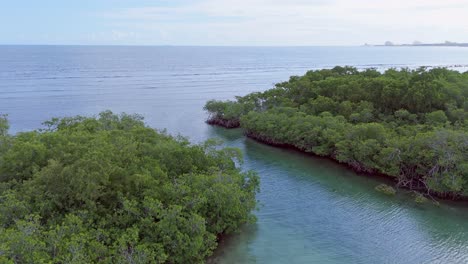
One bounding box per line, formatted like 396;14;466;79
1;46;467;263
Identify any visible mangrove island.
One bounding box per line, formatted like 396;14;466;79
205;66;467;199
0;111;259;263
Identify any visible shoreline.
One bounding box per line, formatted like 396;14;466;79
207;119;467;201
206;117;240;128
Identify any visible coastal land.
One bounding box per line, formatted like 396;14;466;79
370;41;468;47
204;66;468;200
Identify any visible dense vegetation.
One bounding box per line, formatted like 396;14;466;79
0;111;259;263
205;67;468;198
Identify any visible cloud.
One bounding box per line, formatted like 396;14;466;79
96;0;468;45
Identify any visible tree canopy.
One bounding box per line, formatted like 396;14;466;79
204;67;468;198
0;111;259;263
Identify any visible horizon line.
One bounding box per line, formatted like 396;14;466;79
0;43;362;47
2;44;465;48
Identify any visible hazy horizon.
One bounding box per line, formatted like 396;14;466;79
2;0;468;46
1;42;467;47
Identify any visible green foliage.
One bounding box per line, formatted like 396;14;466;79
414;193;429;204
205;67;468;198
425;110;448;126
0;111;259;263
203;100;254;127
0;114;8;137
375;184;396;195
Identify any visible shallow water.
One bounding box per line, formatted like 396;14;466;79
1;46;467;263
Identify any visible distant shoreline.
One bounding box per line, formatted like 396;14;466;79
372;43;468;47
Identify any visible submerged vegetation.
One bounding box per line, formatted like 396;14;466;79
375;184;396;195
0;111;259;263
204;67;468;199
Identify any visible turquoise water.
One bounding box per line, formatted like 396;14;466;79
1;46;467;263
207;128;468;264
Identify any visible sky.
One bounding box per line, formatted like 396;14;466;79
1;0;468;46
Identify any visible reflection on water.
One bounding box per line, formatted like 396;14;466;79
1;46;467;264
210;127;468;264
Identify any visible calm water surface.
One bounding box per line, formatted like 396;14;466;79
1;46;467;263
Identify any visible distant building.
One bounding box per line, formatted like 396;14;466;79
384;41;394;46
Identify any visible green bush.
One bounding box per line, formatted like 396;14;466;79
414;193;429;204
205;67;468;198
0;111;259;263
375;184;396;195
